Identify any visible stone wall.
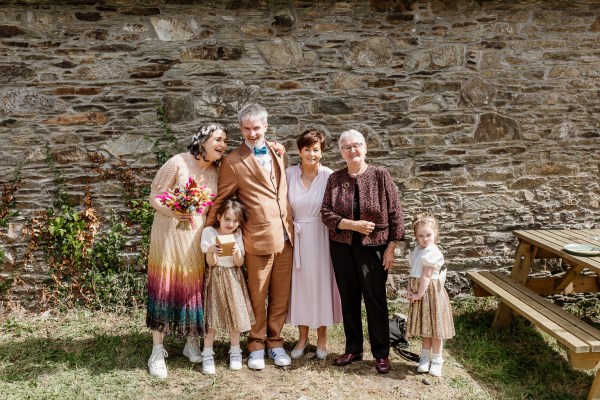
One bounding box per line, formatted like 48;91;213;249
1;0;599;304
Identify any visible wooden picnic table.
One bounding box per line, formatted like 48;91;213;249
468;229;600;400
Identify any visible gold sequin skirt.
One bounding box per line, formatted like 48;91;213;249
204;265;255;333
406;277;455;339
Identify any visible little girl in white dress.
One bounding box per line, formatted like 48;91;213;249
406;212;455;377
200;198;255;375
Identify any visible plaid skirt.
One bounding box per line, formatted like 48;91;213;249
406;277;455;340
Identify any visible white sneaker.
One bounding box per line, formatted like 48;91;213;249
268;347;291;367
148;345;168;379
247;349;265;370
202;348;216;375
229;347;243;371
183;337;203;363
429;354;443;377
417;355;430;373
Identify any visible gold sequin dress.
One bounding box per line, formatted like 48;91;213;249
200;227;255;333
406;244;455;339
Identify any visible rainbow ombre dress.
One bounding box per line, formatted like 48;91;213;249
146;154;218;336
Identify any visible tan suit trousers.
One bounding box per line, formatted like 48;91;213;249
245;241;293;352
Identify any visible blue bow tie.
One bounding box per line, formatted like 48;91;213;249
253;146;268;155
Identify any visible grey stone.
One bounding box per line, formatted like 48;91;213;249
162;94;195;123
121;7;161;16
256;39;316;67
473;113;521;142
51;133;80;144
592;16;600;32
74;63;128;80
404;50;431;72
240;24;274;38
272;7;295;29
89;44;136;53
526;162;579;176
51;146;88;164
1;89;67;114
548;66;580;78
75;12;102;22
130;64;172;79
431;45;465;68
9;135;43;146
409;95;444;112
0;65;36;82
330;72;366;90
180;45;243;61
461;77;496;107
102;134;155;157
24;148;46;163
150;16;195;41
123;23;149;32
313;97;353;115
0;25;26;38
549;121;577;139
342;38;393;67
510;177;546;189
196;85;259;118
380;117;414;128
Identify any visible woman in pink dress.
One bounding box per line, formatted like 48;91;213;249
286;129;343;360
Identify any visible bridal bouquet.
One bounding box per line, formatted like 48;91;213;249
156;176;215;230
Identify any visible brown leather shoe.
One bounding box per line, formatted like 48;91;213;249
333;352;363;366
375;358;391;374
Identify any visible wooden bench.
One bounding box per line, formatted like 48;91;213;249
468;270;600;400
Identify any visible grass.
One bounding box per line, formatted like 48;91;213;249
0;297;596;399
448;296;594;400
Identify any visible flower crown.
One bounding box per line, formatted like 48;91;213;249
190;124;222;147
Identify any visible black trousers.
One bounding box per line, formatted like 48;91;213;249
330;241;390;359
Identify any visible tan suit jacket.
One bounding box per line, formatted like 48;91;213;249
206;142;294;255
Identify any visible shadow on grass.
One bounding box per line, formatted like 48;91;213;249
0;328;415;384
0;331;154;382
448;297;593;400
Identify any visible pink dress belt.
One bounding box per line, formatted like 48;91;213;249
292;217;322;269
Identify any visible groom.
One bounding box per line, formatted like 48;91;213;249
205;103;294;369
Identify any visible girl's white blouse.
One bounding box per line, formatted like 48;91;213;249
407;244;446;282
200;227;244;268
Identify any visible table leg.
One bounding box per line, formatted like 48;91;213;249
492;240;537;329
589;371;600;400
555;264;584;292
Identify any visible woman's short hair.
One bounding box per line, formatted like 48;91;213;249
338;129;365;149
238;103;268;124
187;123;227;167
297;129;326;151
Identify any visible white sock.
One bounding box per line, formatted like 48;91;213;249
230;345;241;353
431;352;443;363
153;344;164;351
202;347;214;356
421;348;430;357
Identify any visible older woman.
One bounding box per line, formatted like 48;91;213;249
321;129;404;374
146;124;228;379
286;130;342;360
